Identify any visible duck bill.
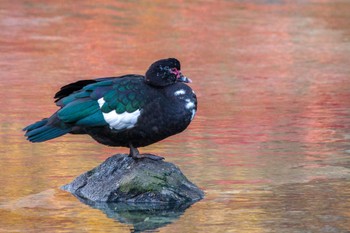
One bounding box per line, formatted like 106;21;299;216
178;74;192;83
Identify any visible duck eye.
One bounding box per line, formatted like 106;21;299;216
170;68;180;76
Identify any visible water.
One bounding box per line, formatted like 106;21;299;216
1;0;350;232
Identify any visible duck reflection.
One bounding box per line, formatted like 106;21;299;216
78;197;195;232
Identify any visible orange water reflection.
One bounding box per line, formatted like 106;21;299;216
1;0;350;232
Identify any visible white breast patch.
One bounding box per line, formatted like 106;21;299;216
191;109;196;121
174;89;186;96
97;98;140;130
185;98;195;109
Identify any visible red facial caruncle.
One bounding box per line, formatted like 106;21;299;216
170;68;182;79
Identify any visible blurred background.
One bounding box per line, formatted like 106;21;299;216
0;0;349;232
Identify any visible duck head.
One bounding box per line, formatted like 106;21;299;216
145;58;191;87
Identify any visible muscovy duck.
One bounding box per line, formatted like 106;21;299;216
23;58;197;160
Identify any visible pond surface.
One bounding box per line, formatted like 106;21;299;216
1;0;350;232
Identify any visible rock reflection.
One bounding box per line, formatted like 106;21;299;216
78;197;195;232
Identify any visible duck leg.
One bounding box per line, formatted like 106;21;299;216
128;143;164;161
129;143;141;159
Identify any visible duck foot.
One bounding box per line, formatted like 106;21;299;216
133;153;164;161
129;144;164;161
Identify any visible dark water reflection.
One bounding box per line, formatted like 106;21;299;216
80;198;194;233
1;0;350;232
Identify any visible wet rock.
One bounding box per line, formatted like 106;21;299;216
62;154;204;203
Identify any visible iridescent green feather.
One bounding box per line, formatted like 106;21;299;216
125;101;134;112
58;100;99;123
97;78;148;114
75;111;106;126
103;90;118;102
116;103;126;114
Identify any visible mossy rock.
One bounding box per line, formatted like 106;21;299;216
62;154;204;203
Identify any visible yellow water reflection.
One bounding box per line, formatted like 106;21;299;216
1;0;350;232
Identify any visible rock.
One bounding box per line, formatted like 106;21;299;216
61;154;204;203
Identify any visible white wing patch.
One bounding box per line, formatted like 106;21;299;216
97;98;140;130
